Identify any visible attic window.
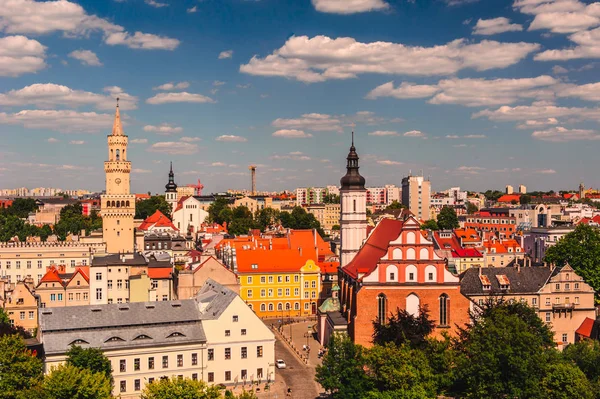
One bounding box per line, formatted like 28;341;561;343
496;275;510;290
251;264;258;269
105;336;125;342
479;275;491;291
133;334;152;341
167;332;186;338
70;339;89;345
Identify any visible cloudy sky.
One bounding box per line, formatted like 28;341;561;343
1;0;599;194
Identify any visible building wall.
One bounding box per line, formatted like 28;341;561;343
401;176;431;221
177;258;240;300
3;281;38;334
340;189;367;268
172;197;209;233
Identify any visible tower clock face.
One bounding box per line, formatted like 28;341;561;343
115;178;122;184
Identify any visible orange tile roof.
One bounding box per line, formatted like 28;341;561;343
147;268;172;279
236;248;315;273
455;228;481;242
39;267;63;284
138;210;178;231
135;193;151;200
497;194;521;203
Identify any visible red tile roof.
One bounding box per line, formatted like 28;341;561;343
497;194;521;203
452;248;483;258
575;317;596;339
173;196;190;213
147;268;172;279
39;267;63;284
138;210;178;231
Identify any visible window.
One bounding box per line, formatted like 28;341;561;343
120;359;126;373
120;381;126;393
96;273;102;281
68;293;73;301
27;261;31;269
28;311;34;319
562;333;568;343
57;293;63;301
148;357;154;369
83;292;88;300
16;261;20;269
192;373;198;381
285;276;290;283
162;356;168;368
555;297;560;304
377;293;387;323
389;272;395;281
50;294;56;301
208;349;214;361
107;280;113;290
532;298;537;306
125;280;129;289
19;312;25;320
241;329;247;335
545;312;551;323
295;302;300;310
192;353;198;366
96;289;102;301
555;283;560;290
134;358;140;371
285;288;290;296
304;281;309;289
268;276;273;283
177;354;183;367
545;298;550;306
37;260;42;268
575;297;580;304
233;315;238;322
257;368;263;379
225;371;231;381
260;276;266;283
260;289;266;297
304;302;309;310
241;347;247;359
241;369;247;380
268;289;273;297
260;303;266;312
247;289;253;298
225;348;231;360
134;379;140;391
208;373;214;383
575;283;580;290
294;288;299;296
225;330;231;337
278;303;283;311
257;346;263;358
304;292;309;299
278;276;283;283
247;276;253;284
277;288;283;296
439;294;449;326
294;275;299;283
117;280;123;290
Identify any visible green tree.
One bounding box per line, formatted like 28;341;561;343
135;196;170;220
255;208;280;232
66;346;112;383
331;224;340;231
0;335;44;399
385;201;405;210
536;362;594;399
1;198;38;218
562;340;600;383
483;190;503;201
452;301;555;398
41;364;112;399
372;307;435;348
0;308;32;339
465;202;478;214
436;207;459;230
207;197;232;225
323;194;340;204
140;377;220;399
520;194;532;205
279;206;325;237
315;334;373;399
364;343;437;397
544;223;600;302
420;220;438;231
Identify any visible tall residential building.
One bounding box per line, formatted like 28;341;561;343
100;104;135;254
506;185;514;195
519;185;527;194
401;175;431;221
339;134;367;268
165;162;178;213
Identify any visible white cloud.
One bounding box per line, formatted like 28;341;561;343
69;140;85;145
473;17;523;35
47;137;58;143
473;103;600;122
456;165;485;174
272;129;313;138
0;0;180;50
218;50;233;59
311;0;389;14
211;162;226;167
215;135;247;142
68;49;102;66
237;83;251;89
130;138;148;144
0;109;114;132
180;136;201;142
0;35;46;77
557;81;600;101
531;126;600;142
516;117;559;129
213;80;226;86
145;0;168;7
270;152;311;161
552;65;569;74
446;134;486;139
535;27;600;61
143;124;183;135
0;83;137;110
514;0;600;34
148;141;198;155
153;82;190;91
368;130;400;136
535;169;557;174
272;113;342;132
240;35;540;82
404;130;426;137
453;144;468;147
132;168;152;173
187;6;197;13
368;76;557;106
146;92;215;104
377;160;403;165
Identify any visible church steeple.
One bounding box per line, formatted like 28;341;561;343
340;131;365;190
165;162;178;192
111;98;123;136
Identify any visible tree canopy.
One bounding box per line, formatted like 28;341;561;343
544;223;600;302
135;196;171;220
0;335;43;399
40;364;112;399
420;220;438;231
66;346;112;383
54;204;102;240
0;198;38;218
140;377;221;399
372;307;435;348
436;207;459;230
385;201;405;210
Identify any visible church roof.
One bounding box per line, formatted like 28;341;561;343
138;210;178;231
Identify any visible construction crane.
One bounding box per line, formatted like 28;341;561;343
187;179;204;196
249;165;257;196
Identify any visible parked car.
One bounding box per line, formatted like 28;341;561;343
276;359;286;369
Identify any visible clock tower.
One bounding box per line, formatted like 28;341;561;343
100;102;135;254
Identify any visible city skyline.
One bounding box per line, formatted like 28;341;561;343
1;0;599;193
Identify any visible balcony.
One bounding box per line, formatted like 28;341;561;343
552;303;575;311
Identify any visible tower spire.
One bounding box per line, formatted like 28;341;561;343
340;130;365;190
111;99;123;136
165;162;177;192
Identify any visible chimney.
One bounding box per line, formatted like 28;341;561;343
298;247;302;257
517;260;521;273
478;267;482;276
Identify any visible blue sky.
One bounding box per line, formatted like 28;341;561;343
1;0;599;194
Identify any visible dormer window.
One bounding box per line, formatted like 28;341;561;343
167;332;185;338
496;275;510;291
479;275;491;291
105;336;125;342
69;339;89;345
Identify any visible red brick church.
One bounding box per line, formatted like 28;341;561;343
339;216;471;346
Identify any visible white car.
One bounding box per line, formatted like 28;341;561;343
276;359;286;369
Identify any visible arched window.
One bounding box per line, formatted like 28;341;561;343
121;201;125;207
406;231;416;244
115;149;120;161
260;304;266;312
405;264;417;282
406;293;420;316
386;265;398;282
111;201;116;207
268;303;274;311
294;302;300;310
116;201;120;208
419;248;429;260
406;248;416;260
277;303;282;311
110;149;113;160
126;201;130;207
286;302;291;310
377;293;387;324
439;294;449;326
425;265;437;282
392;248;402;260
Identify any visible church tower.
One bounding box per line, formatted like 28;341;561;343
339;132;367;267
100;101;135;254
165;162;178;212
